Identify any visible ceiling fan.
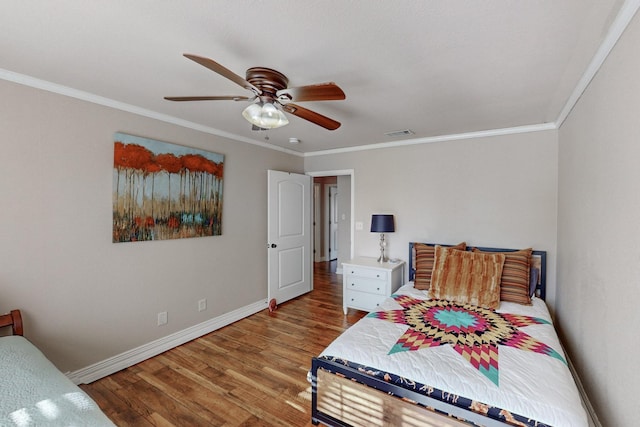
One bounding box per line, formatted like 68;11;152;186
165;54;346;131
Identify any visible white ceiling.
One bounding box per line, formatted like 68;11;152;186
1;1;635;154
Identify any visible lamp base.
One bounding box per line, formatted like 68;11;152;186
377;233;388;263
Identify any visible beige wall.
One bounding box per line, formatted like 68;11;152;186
0;80;302;373
557;11;640;427
305;130;560;305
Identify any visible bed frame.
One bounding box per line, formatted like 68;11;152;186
0;309;23;336
311;243;548;427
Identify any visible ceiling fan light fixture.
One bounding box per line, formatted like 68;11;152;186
242;102;289;129
260;103;289;128
242;103;263;124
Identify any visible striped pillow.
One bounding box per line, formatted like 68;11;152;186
473;247;533;305
413;242;466;290
429;245;505;309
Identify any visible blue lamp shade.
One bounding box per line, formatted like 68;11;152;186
370;214;395;233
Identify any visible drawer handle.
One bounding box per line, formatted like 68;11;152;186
376;274;380;277
351;298;355;302
351;283;355;287
377;287;380;291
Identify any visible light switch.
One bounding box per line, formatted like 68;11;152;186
355;221;364;231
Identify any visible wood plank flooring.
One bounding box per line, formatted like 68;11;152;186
81;261;366;426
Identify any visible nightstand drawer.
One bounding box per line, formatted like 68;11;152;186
345;266;388;281
345;277;386;295
345;290;386;312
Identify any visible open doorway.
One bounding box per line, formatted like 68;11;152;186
308;170;354;275
312;176;337;262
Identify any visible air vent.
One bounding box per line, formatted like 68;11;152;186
384;129;415;138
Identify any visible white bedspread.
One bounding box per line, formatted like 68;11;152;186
0;336;114;427
320;283;588;427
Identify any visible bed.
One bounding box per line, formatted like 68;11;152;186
310;242;588;427
0;309;115;426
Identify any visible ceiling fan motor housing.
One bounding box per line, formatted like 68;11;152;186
246;67;290;103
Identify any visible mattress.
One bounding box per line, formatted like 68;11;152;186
0;335;115;426
319;283;588;427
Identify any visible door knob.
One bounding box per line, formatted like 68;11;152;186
269;243;277;248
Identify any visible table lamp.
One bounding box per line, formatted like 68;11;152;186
370;214;395;263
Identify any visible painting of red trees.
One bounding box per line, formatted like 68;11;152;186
113;133;224;242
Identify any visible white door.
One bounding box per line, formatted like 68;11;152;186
329;185;338;260
268;170;312;305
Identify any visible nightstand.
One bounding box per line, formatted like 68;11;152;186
342;257;405;314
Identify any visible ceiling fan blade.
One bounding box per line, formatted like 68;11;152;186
164;96;250;101
183;54;261;94
282;103;341;130
277;83;345;102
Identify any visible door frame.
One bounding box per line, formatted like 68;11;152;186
327;184;338;261
307;169;355;265
313;183;323;262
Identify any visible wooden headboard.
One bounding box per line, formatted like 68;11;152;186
0;309;23;336
408;242;547;300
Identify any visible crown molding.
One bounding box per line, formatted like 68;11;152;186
556;0;640;127
0;69;561;158
0;68;303;157
4;0;638;159
303;123;557;157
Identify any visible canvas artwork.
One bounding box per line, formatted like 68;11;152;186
113;133;224;242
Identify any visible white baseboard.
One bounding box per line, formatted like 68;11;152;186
566;355;602;427
67;299;268;385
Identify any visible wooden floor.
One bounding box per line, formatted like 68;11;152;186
81;261;366;426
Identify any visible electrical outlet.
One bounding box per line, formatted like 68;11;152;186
198;299;207;312
157;311;168;326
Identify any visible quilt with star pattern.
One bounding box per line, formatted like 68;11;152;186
318;284;588;427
